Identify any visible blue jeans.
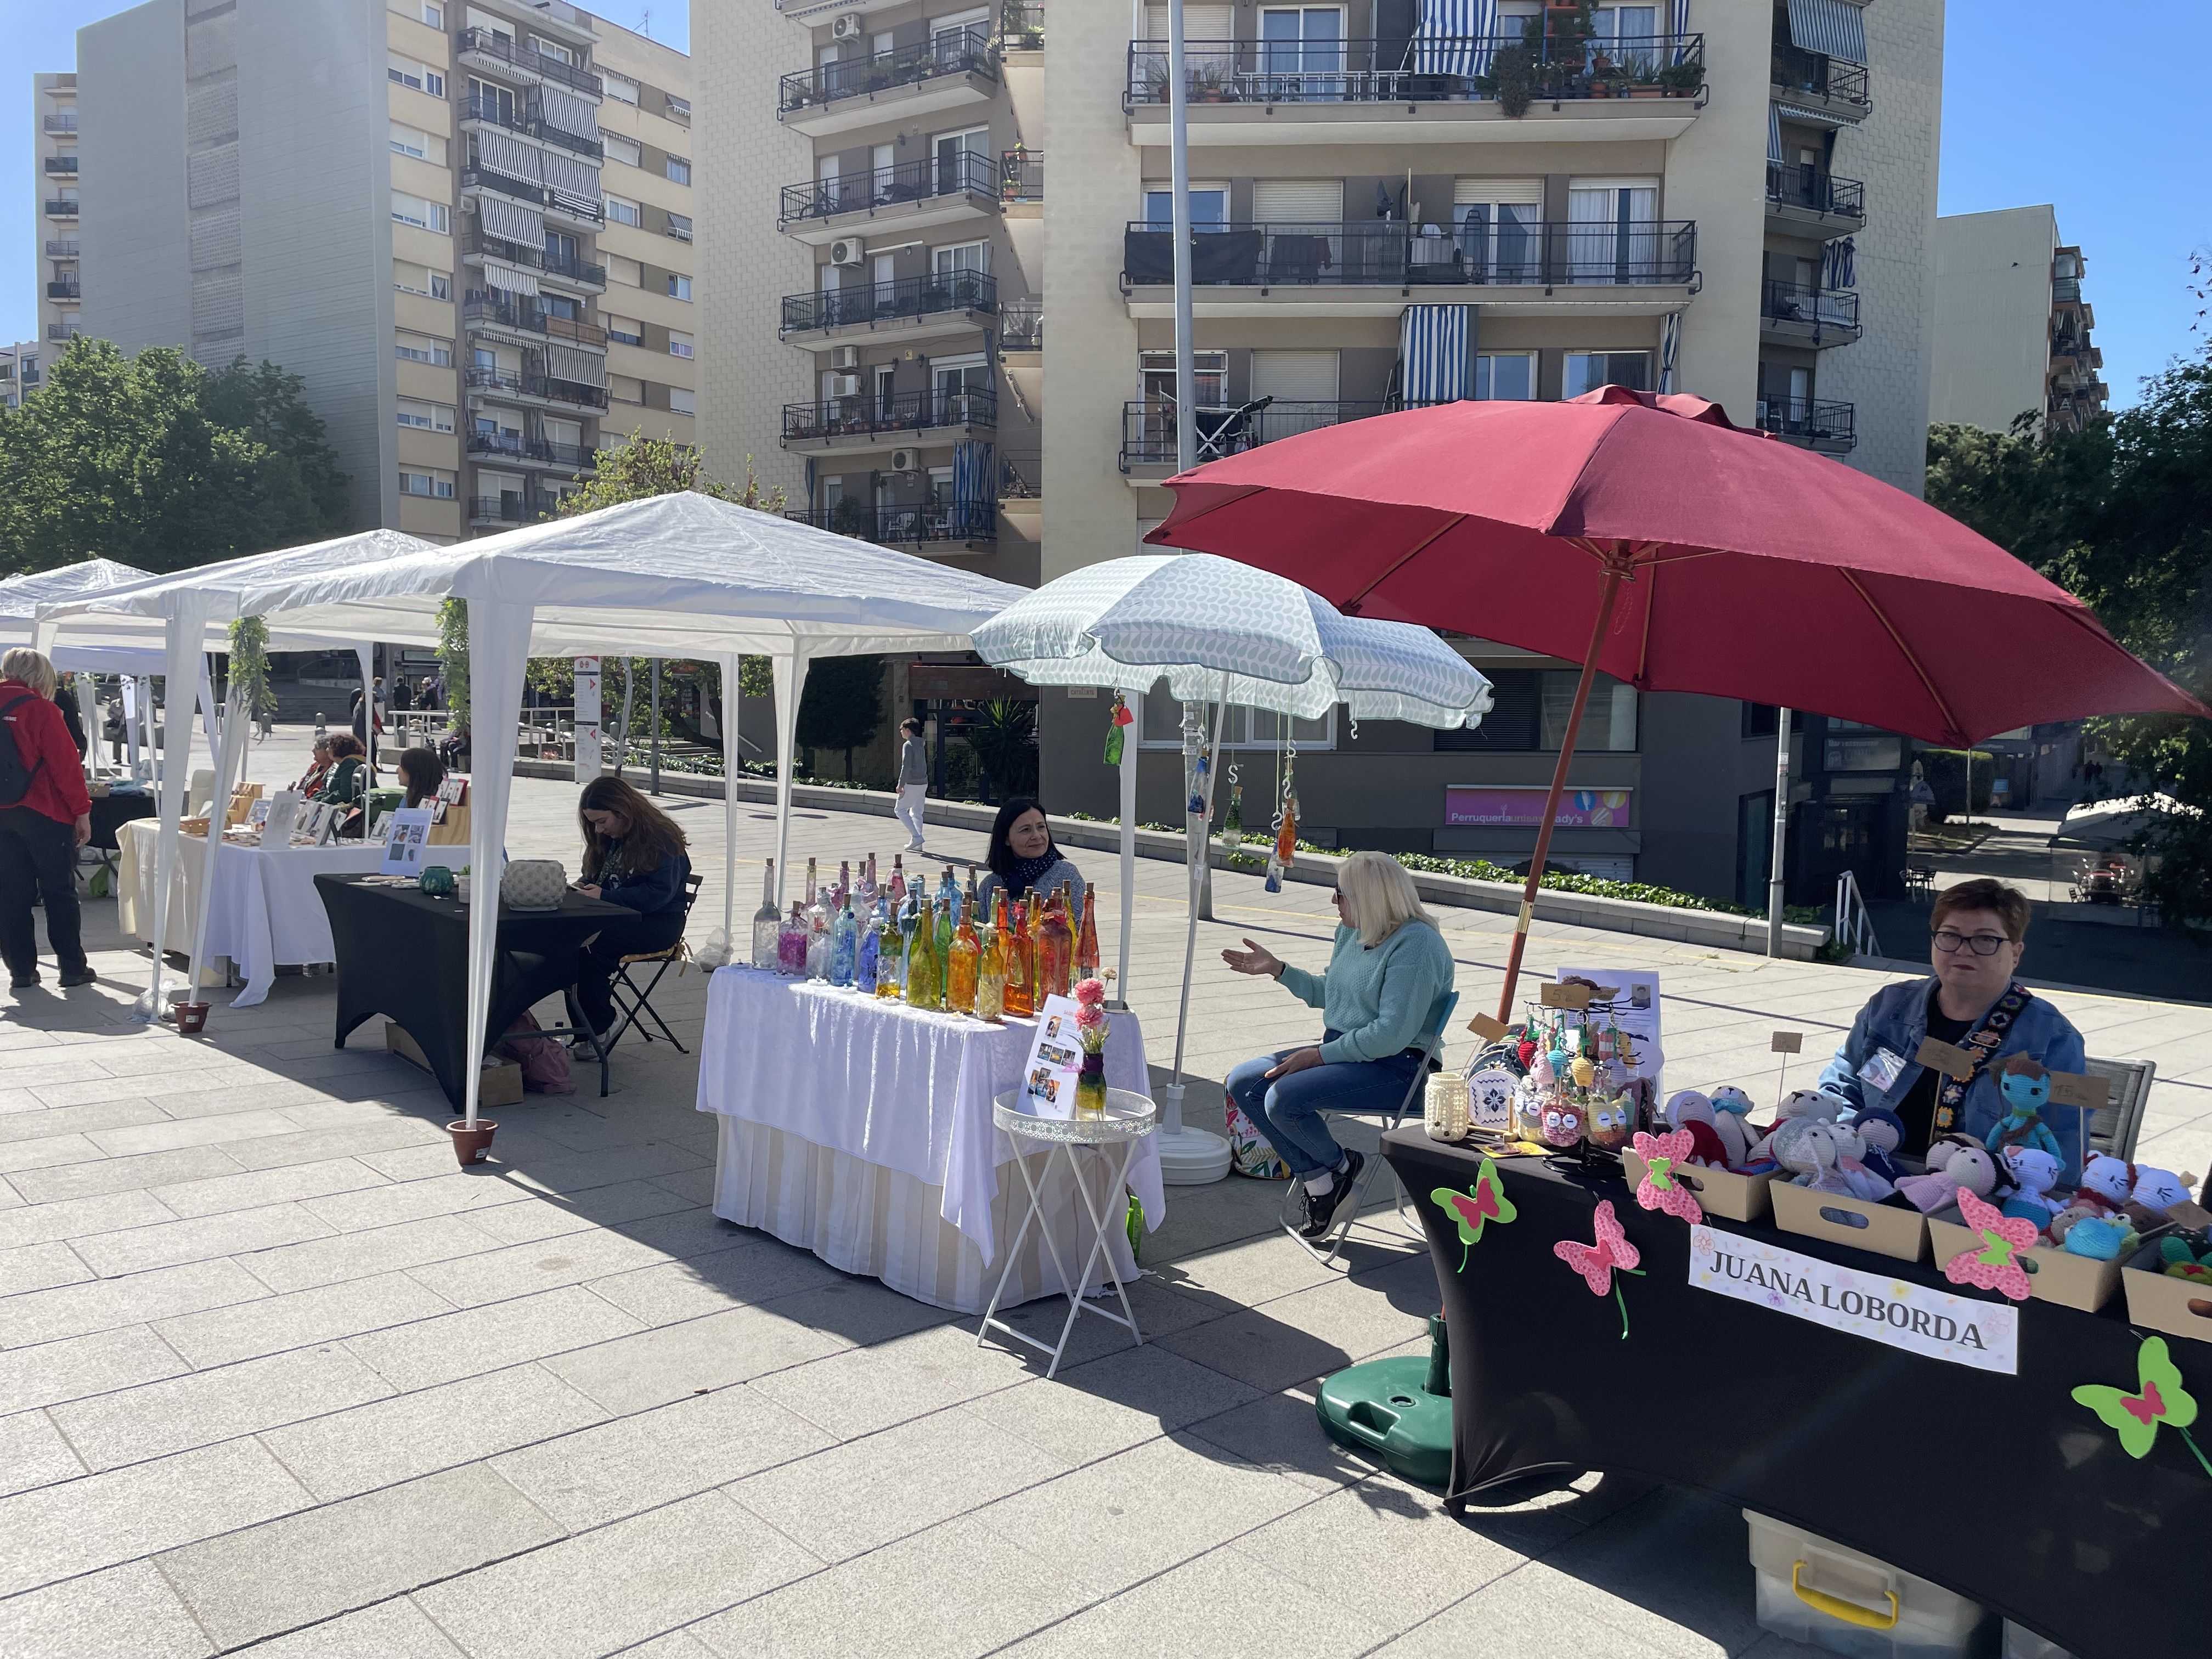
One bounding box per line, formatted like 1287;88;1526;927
1224;1032;1426;1178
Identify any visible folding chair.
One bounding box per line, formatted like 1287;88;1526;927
603;871;706;1054
1281;989;1460;1268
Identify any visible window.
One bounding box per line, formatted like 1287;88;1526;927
602;134;641;168
543;228;579;267
422;3;443;26
532;36;574;65
603;71;640;104
397;398;456;432
668;386;696;415
1566;180;1661;283
1139;349;1228;405
393;259;452;299
398;468;456;498
604;314;643;345
392;191;449;234
665;273;691;301
1143;185;1228;230
387;55;444;97
665;95;691;121
467;77;517;125
1474;352;1536;400
389;121;444;163
665;154;691;185
1562;351;1650;398
665;212;693;242
668;329;694;359
1258;7;1347;82
1434;670;1637;751
606;254;641;286
609;373;645;405
395;331;453;366
603;194;641;227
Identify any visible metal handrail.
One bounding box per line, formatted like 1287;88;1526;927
46;281;80;300
780;271;998;335
464;366;609;410
1764;163;1864;220
44;240;79;257
466;493;556;523
998;453;1041;498
1761;279;1860;337
788;502;998;545
459;92;603;160
43;200;80;216
456;27;605;98
1834;871;1880;959
1771;43;1870;110
465;432;598;469
778;149;998;227
43;157;79;174
459;166;543;207
1754;396;1855;448
1121;219;1697;289
780;25;997;115
462;295;608;349
1000;149;1042;202
43;114;76;133
1125;33;1705;106
1122;397;1406;470
782;388;998;443
1000;301;1042;351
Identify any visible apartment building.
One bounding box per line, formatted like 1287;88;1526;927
701;0;1941;907
0;342;40;411
33;74;82;354
1929;205;2107;436
76;0;693;543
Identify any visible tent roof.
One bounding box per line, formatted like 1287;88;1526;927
1;559;164;674
42;494;1027;660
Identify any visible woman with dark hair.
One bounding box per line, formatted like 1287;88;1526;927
395;746;444;810
974;797;1085;912
321;733;369;836
568;775;692;1042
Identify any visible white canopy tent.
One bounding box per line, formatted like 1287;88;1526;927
48;493;1027;1131
0;559;166;675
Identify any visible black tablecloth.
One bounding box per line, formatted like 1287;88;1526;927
1383;1127;2209;1659
314;876;626;1110
87;792;157;851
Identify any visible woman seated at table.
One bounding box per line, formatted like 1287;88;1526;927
567;775;692;1045
1221;851;1455;1239
395;746;444;811
1818;877;2090;1180
974;798;1085;913
320;734;369;837
295;737;335;799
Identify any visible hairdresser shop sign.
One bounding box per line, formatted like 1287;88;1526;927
1688;1226;2018;1374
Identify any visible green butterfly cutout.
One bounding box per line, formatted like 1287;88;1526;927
2072;1336;2212;1476
1431;1157;1517;1272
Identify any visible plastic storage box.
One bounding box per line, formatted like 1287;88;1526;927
2001;1620;2075;1659
1746;1510;1997;1659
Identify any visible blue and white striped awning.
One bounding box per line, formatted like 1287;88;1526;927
953;440;993;537
1412;0;1494;79
1786;0;1867;64
1775;102;1842;126
1659;311;1681;394
1671;0;1692;63
1768;105;1783;164
1823;238;1856;290
1400;304;1473;405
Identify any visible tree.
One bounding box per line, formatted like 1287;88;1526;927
0;340;352;577
796;654;887;780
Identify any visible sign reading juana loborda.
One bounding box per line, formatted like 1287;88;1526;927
1687;1225;2018;1374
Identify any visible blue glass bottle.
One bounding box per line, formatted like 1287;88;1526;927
830;894;859;988
856;896;883;993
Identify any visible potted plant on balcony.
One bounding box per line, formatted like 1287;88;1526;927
1627;61;1665;97
1658;58;1705;96
829;495;867;538
1192;63;1227;102
1474;19;1538;116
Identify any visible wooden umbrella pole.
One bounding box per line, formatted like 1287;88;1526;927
1494;563;1627;1023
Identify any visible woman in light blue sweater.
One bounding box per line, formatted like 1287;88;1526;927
1222;851;1455;1239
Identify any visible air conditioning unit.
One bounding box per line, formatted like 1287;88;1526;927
829;237;866;269
889;448;919;475
830;344;861;371
831;13;864;41
828;373;862;399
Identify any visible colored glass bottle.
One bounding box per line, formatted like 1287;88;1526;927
830;893;858;987
1039;889;1074;1003
888;853;906;911
1002;896;1035;1018
855;896;882;994
834;859;851;910
777;900;807;976
750;858;780;969
934;882;955;964
876;900;906;999
904;901;939;1009
947;901;980;1015
1075;886;1100;984
975;901;1006;1024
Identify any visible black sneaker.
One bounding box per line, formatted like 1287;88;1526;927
58;968;97;989
8;975;36;991
1300;1150;1364;1239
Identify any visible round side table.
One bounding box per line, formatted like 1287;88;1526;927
978;1086;1158;1378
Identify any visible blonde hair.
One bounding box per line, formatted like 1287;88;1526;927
1337;850;1436;947
1;648;57;699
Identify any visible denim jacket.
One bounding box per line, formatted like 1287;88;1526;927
1815;977;2090;1182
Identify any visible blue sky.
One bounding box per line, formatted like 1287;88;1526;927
3;2;2198;408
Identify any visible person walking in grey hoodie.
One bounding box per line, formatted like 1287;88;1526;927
895;717;929;851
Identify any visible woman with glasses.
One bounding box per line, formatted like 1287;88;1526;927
1816;878;2089;1179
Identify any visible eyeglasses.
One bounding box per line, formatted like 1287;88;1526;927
1932;929;2011;957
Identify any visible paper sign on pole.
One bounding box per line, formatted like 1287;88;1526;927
1018;994;1085;1116
380;806;435;876
574;656;602;781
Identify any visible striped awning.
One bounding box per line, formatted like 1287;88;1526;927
544;343;606;387
475;193;543;245
1413;0;1494;79
953;441;994;537
1823;237;1856;289
534;84;600;141
1775;103;1840;125
1785;0;1867;64
1671;0;1694;63
1399;304;1473;405
472;127;538;180
538;148;600;198
481;259;539;296
1768;104;1783;164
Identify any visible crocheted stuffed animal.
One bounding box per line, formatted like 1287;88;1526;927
1984;1055;2064;1163
1846;1107;1909;1184
1997;1146;2066;1234
1895;1138;2000;1214
1747;1089;1847;1164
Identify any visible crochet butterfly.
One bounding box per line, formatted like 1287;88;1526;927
1554;1200;1645;1338
1630;1129;1705;1224
2072;1336;2212;1479
1941;1187;2038;1302
1431;1156;1517;1272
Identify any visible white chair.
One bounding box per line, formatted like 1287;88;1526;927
1280;990;1460;1268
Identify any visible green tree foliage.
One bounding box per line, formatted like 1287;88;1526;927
796;654;887;780
0;341;352;577
1927;343;2212;929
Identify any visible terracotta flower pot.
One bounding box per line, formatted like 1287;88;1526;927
448;1119;499;1165
174;1001;211;1035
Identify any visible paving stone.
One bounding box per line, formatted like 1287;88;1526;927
0;1097;168;1146
0;1240;92;1296
963;1342;1264;1469
412;1489;821;1659
748;1319;1041;1442
231;1596;466;1658
52;1342;395;1472
0;1559;216;1659
993;1546;1391;1659
8;1145;244;1206
0;1407;87;1497
240;1212;511;1295
70;1201;336;1278
0;1256;269;1349
0;1324;189;1414
459;1179;701;1246
147;1155;392;1218
403;1224;718;1310
540;1302;857;1415
346;1284;646;1392
583;1234;848;1325
298;1170;543;1233
156;1270;455;1370
0;1190;174;1251
1367;1566;1681;1659
0;1132;106;1174
218;1117;453;1172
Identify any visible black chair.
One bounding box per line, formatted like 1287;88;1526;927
603;871;706;1053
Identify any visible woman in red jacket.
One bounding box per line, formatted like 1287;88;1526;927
0;648;95;990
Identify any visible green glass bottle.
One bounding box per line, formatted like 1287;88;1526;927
904;902;938;1009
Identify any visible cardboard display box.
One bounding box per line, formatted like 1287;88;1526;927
1623;1149;1776;1223
385;1021;521;1109
1928;1217;2123;1313
1770;1180;1928;1263
2121;1242;2212;1346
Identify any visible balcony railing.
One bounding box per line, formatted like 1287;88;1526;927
1002;4;1045;47
1764;163;1864;222
44;239;78;258
1122;397;1413;470
1770;43;1869;112
46;281;80;300
460;92;604;160
1000;301;1042;351
782;388;998;445
460;166;543;206
779;26;996;116
464;366;610;410
1122;220;1697;289
781;270;998;335
43;200;79;218
545;188;605;225
1761;280;1860;340
466;432;597;469
2053;276;2083;305
43;114;76;133
46;324;81;343
456;28;604;98
778;149;997;228
461;227;607;288
789;501;997;547
467;492;556;524
1754;396;1855;449
1001;149;1042;205
43;157;78;175
1125;33;1705;106
462;294;608;348
1000;452;1041;498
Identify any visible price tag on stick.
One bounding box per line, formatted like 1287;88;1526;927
1771;1030;1803;1101
1915;1037;1979;1081
1466;1012;1509;1044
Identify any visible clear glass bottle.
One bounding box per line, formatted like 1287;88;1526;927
830;893;859;987
834;859;851;910
804;899;832;981
750;858;780;970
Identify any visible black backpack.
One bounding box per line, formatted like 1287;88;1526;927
0;689;46;809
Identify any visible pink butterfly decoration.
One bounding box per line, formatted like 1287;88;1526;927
1555;1200;1640;1295
1630;1129;1705;1224
1942;1186;2038;1302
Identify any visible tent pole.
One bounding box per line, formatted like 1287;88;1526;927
1494;565;1625;1023
1159;675;1232;1184
649;659;662;795
770;650;805;909
184;680;251;1007
719;654;742;958
1766;711;1791;956
1112;706;1136;1013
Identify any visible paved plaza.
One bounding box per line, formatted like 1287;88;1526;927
1;747;2207;1657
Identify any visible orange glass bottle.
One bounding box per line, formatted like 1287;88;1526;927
946;899;980;1014
1039;888;1074;1003
1001;894;1035;1018
1075;886;1101;984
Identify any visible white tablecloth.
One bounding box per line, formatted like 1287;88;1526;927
117;821;388;1008
696;966;1164;1313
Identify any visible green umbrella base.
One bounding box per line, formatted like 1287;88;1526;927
1315;1313;1453;1490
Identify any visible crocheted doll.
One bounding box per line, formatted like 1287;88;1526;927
1984;1055;2063;1164
1845;1107;1909;1185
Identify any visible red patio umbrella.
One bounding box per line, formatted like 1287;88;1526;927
1146;388;2208;1020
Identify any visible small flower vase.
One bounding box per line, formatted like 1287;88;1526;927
1075;1050;1108;1115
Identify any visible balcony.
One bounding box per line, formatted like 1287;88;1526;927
460;92;604;161
1003;4;1045;52
781;388;998;453
460;228;606;292
43;200;79;219
777;149;997;246
1000;149;1042;212
1754;396;1855;453
459;170;603;228
464;366;608;411
462;295;608;350
466;432;598;472
46;323;81;343
1000;300;1042;354
1764;163;1864;238
44;240;78;258
43;114;76;134
1770;44;1869;123
456;29;603;99
788;501;997;554
1125;34;1705;146
467;492;556;526
780;270;998;344
1121;397;1403;476
1121;221;1696;319
46;281;80;300
1759;280;1860;348
997;451;1041;522
43;157;78;176
778;26;997;140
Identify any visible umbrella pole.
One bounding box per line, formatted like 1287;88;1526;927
1767;712;1792;956
1113;719;1136;1012
1493;566;1626;1024
1161;678;1232;1184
